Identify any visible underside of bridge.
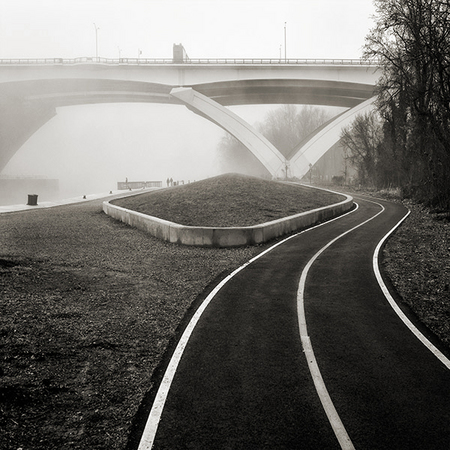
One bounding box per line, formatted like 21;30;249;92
0;78;376;177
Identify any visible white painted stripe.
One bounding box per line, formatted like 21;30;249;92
297;201;385;450
137;204;359;449
372;208;450;370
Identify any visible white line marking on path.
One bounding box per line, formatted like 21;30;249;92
353;195;450;370
297;195;450;450
297;202;386;449
372;206;450;370
137;205;359;449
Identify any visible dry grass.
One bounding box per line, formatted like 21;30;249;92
111;173;344;227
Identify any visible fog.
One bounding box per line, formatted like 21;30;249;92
0;0;376;204
1;102;283;201
0;1;375;60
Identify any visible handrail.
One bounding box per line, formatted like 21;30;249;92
0;57;378;66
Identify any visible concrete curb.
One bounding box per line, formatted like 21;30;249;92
102;188;353;248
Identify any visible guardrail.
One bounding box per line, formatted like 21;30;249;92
0;57;378;66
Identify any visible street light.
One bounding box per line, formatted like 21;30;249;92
93;23;99;59
284;22;287;62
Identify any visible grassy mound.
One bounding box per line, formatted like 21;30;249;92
111;173;345;227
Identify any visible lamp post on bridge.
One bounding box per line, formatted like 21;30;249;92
93;23;100;60
284;22;287;62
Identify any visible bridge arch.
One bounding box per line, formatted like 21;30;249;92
0;71;378;176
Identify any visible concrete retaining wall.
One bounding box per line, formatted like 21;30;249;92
103;190;353;248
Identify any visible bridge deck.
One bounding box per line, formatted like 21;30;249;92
0;57;378;66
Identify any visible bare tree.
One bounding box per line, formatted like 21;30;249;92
259;105;331;158
340;112;383;187
217;105;332;176
364;0;450;207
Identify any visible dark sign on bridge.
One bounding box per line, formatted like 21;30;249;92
173;44;189;63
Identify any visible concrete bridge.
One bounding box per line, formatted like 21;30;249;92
0;58;379;177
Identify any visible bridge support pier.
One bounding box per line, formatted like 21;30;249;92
0;98;56;173
170;87;286;178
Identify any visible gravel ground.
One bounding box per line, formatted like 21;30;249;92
0;199;266;450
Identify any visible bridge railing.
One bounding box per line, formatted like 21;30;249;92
0;57;378;66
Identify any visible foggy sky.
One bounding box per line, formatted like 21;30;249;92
3;103;227;197
0;1;375;60
0;0;376;200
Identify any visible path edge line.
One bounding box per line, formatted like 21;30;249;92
372;208;450;370
296;201;386;449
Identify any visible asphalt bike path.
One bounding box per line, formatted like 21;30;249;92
139;197;450;449
305;197;450;449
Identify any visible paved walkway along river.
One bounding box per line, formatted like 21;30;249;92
137;196;450;450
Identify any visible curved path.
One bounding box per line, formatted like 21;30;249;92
136;196;450;449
